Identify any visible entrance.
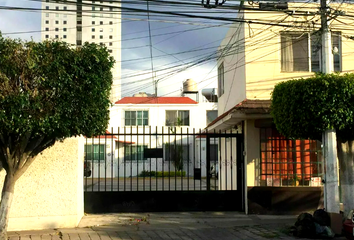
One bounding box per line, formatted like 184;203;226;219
84;127;244;213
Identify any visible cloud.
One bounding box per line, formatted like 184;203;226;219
0;1;41;41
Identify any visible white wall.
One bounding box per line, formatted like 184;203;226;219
217;20;247;116
109;101;217;131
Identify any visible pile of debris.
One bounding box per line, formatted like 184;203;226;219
290;209;335;238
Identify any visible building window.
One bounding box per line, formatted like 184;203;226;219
45;20;49;24
63;28;67;32
92;13;95;18
77;26;82;31
77;20;82;24
85;144;105;161
55;35;59;38
63;20;67;24
100;35;103;39
109;35;112;39
165;110;189;126
45;27;49;31
55;20;59;24
92;6;95;11
92;21;95;25
99;28;103;32
110;7;113;11
63;35;67;39
108;49;112;53
92;35;95;39
63;6;67;10
260;127;322;187
55;28;59;31
100;7;103;11
46;13;49;17
100;21;103;25
77;40;82;46
109;21;113;25
45;35;49;38
125;110;148;126
206;110;218;125
92;28;95;32
55;6;59;10
109;42;112;46
281;32;341;72
124;145;147;161
217;63;224;97
46;6;49;10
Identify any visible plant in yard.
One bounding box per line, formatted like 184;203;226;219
166;117;185;172
0;34;114;239
271;73;354;217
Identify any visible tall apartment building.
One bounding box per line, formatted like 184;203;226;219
41;0;121;102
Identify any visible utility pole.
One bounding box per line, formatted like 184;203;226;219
321;0;340;213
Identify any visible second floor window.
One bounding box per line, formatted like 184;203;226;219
281;32;341;72
166;110;189;126
218;63;224;97
125;110;148;126
206;110;218;125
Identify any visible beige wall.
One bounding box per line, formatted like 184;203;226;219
0;137;84;231
245;119;260;187
241;3;354;100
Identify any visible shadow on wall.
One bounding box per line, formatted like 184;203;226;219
248;187;324;215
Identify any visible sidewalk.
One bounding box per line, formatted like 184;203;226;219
7;212;347;240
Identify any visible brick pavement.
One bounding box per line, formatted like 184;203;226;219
7;224;322;240
7;212;349;240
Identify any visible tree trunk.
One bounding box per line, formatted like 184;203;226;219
0;173;15;240
337;137;354;218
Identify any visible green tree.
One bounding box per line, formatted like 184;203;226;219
271;73;354;216
0;34;114;239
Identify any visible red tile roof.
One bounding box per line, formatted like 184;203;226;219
207;99;271;128
86;130;135;144
115;97;198;105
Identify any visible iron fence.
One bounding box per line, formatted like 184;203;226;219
84;127;243;192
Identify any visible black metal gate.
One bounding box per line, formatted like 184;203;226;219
84;127;244;213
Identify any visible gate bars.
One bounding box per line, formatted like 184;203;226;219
84;127;243;192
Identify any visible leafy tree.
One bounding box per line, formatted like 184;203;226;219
271;73;354;216
0;34;114;239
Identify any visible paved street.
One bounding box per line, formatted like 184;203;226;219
7;212;348;240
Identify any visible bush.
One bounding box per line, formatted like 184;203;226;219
271;73;354;141
138;171;156;177
138;171;186;177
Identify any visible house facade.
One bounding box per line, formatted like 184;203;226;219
208;2;354;214
85;95;218;179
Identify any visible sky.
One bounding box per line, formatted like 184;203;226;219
0;0;235;98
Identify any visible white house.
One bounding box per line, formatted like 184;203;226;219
85;92;219;179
